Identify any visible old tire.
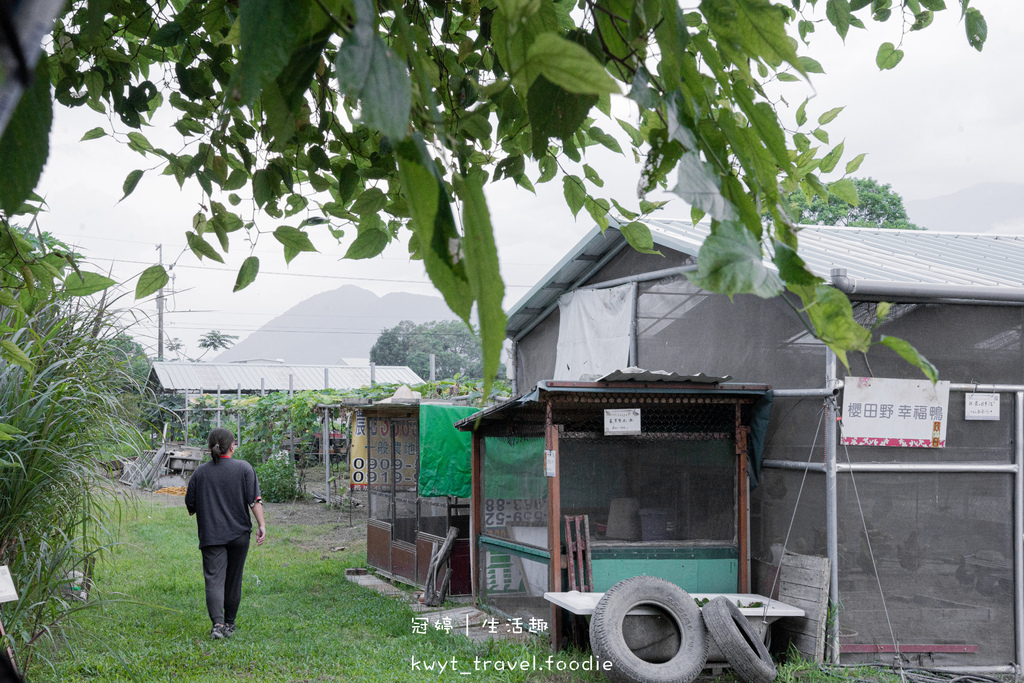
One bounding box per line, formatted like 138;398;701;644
702;596;777;683
589;576;708;683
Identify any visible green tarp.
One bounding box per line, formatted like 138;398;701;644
418;404;478;497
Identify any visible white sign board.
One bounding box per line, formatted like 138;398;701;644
841;377;950;448
544;449;556;478
604;408;641;435
965;393;1000;421
0;565;18;603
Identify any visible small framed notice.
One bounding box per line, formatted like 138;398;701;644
965;393;1000;421
544;450;556;478
604;408;641;436
0;565;18;604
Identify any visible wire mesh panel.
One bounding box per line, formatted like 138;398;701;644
835;472;1015;665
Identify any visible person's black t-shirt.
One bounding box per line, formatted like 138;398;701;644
185;457;261;548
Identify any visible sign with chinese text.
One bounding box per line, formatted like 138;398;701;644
349;411;367;490
841;377;950;448
965;393;1000;421
604;409;641;435
545;449;556;477
0;565;17;603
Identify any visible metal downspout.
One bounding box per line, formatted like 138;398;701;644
628;281;638;366
825;348;840;664
1016;392;1024;670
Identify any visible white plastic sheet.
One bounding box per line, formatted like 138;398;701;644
553;284;633;380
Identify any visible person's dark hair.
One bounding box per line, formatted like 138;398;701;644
208;427;235;463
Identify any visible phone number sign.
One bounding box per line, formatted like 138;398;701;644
841;377;950;448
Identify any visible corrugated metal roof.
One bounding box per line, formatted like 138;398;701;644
150;362;424;392
507;220;1024;339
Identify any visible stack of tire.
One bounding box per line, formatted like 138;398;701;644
589;576;777;683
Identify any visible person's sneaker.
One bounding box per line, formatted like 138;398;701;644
210;623;228;640
223;623;236;637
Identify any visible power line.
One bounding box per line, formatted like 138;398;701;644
83;256;537;288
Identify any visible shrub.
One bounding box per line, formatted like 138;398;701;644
255;454;299;502
235;441;269;467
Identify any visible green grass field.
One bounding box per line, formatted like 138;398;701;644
33;498;605;683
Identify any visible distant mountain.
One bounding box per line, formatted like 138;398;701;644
215;285;458;365
905;182;1024;234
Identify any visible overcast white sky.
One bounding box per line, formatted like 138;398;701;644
34;3;1024;357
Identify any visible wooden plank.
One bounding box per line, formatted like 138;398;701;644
774;553;830;663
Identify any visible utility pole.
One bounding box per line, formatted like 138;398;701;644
156;244;164;361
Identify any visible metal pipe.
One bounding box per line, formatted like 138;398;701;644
508;341;518;396
370;362;376;386
429;353;436;382
512;240;629;341
832;268;1024;303
824;348;840;664
289;375;294;459
763;460;826;472
216;386;221;428
580;263;699;291
324;367;329;390
260;377;265;397
628;281;638;366
951;383;1024;393
1016;392;1024;669
773;381;844;398
324;406;331;506
236;384;242;443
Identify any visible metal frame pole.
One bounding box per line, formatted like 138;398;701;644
1015;392;1024;669
216;386;222;428
825;348;840;664
236;384;242;443
323;407;331;506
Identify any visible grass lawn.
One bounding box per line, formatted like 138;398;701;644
34;497;606;683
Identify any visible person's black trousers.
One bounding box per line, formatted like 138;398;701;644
200;532;250;625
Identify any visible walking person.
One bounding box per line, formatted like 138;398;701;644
185;428;266;639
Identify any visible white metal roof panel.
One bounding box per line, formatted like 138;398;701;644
150;362;424;392
508;220;1024;339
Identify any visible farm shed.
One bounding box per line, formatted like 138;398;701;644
504;220;1024;670
453;377;773;642
348;401;477;596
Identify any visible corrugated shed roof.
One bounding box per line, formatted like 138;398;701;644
507;220;1024;339
150;362;424;392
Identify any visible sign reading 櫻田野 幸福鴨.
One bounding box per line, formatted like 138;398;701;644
841;377;951;448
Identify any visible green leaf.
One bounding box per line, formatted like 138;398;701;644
812;128;829;144
0;57;52;215
616;118;644;147
874;301;892;326
796;99;808;127
351;187;388;215
583;164;604;188
910;9;933;30
964;7;986;50
845;152;867;174
829;178;859;205
563;175;586;218
589;126;623;154
773;241;822;286
395;136;472;320
688;220;783;298
528;75;598;158
64;271;115;296
461;171;507;393
80;127;106;141
0;340;32;374
611;199;639;220
273;226;318;262
252;169;277;207
672;152;737;221
233;256;260;292
345;214;389;259
585;196;610;230
538;156;557;183
826;0;853;40
875;42;904;70
127;131;152;152
879;335;938;382
232;0;303;105
335;0;412;140
798;57;825;74
819;140;845;174
621;221;662;255
136;265;169;299
118;169;144;202
526;33;619;95
919;0;945;8
701;0;804;74
818;107;844;125
789;283;871;367
186;231;225;263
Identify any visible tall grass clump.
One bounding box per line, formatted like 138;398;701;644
0;293;148;675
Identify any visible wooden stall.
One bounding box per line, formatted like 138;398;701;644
454;378;772;640
351;401;477;596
